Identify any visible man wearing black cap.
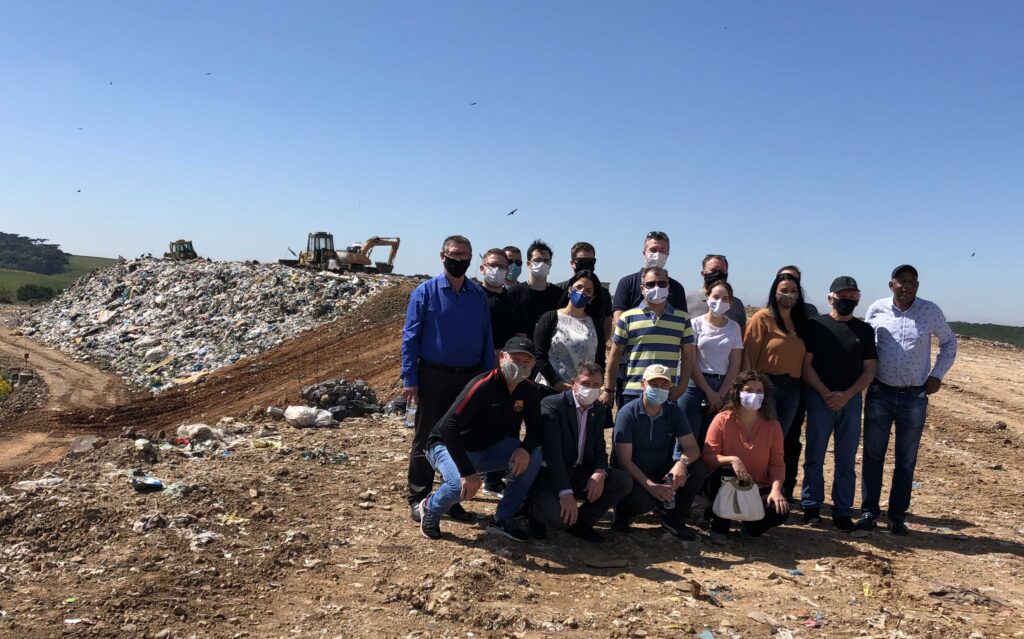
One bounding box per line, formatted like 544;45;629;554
800;276;877;531
418;337;545;542
858;265;957;536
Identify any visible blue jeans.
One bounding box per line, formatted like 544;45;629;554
860;382;928;521
425;438;542;522
768;374;802;438
801;389;863;517
678;375;725;449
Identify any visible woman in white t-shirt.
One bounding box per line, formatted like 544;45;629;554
679;280;743;448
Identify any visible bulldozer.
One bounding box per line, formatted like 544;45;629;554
279;232;400;273
164;239;198;260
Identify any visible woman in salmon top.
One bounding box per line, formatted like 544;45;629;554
702;370;790;544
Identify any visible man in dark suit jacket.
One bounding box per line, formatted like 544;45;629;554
531;362;633;543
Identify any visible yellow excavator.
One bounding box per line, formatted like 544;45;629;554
164;239;198;260
280;232;400;273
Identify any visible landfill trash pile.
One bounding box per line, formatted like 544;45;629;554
16;258;397;392
0;359;47;421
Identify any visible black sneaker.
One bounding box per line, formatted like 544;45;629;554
410;503;422;523
486;517;529;543
803;508;822;525
481;481;505;497
660;519;698;541
445;502;477;523
419;499;441;540
854;513;878;532
567;522;605;544
833;515;854;532
888;520;909;536
528;516;547;540
611;512;631;533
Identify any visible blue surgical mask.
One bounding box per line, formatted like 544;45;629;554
569;288;590;309
506;262;522;282
644;385;669;406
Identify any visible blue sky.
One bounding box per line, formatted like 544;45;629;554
1;2;1021;324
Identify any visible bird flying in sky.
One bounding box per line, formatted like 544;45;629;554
507;208;517;216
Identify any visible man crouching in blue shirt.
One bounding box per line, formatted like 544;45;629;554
612;364;708;540
419;337;544;542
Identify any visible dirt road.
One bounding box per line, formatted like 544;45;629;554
0;326;130;412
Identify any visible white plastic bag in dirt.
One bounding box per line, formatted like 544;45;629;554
143;346;167;362
313;409;338;427
136;336;160;349
283;405;318;427
176;423;222;441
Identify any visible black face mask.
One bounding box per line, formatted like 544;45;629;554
703;269;727;285
833;298;858;316
573;258;596;273
443;256;471;278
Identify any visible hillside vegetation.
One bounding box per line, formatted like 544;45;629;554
0;255;116;300
0;232;69;274
950;321;1024;347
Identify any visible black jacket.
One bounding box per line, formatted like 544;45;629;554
539;390;610;493
427;369;543;477
533;310;606;388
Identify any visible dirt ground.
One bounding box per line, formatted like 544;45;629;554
1;292;1022;639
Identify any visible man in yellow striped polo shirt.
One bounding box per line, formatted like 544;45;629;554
600;266;695;408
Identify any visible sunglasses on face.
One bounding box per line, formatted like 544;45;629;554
508;259;523;266
643;280;669;288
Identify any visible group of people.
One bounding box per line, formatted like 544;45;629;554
400;231;957;544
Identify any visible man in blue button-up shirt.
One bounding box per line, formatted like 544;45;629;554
857;265;958;536
402;235;495;521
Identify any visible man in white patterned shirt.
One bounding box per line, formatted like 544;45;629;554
856;265;957;535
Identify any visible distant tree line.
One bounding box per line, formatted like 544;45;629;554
0;232;70;275
950;322;1024;348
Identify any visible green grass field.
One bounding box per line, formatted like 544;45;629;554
0;255;116;297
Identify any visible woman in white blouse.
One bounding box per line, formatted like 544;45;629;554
679;280;743;447
533;270;605;395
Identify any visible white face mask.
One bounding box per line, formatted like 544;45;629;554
708;299;730;317
643;285;669;305
500;359;529;384
528;261;551;279
573;385;600;407
739;391;764;411
644;251;667;269
482;265;507;287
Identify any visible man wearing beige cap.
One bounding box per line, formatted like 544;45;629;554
611;364;707;540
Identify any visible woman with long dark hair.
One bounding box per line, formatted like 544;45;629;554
701;370;789;544
742;273;808;439
533;270;605;394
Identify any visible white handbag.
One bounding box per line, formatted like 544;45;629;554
712;476;765;522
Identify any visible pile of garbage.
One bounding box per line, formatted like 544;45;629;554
17;258;395;392
270;378;381;427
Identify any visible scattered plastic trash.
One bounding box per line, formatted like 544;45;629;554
252;438;283;449
165;483;194;498
64;619;97;626
911;481;923;490
131;474;164;493
12;477;64;492
786;569;805;576
189;530;221;552
747;610;783;629
696;630;716;639
220;512;251;526
803;611;828;628
300;446;348;464
132;512;168;534
863;583;873;597
929;585;1009;608
64;597;78;604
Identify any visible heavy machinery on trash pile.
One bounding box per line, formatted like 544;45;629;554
279;232;400;273
164;240;198;260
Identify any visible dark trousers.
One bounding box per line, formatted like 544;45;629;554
704;466;789;536
614;460;708;525
408;362;477;506
782;384;809;499
532;467;632;529
860;383;928;522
